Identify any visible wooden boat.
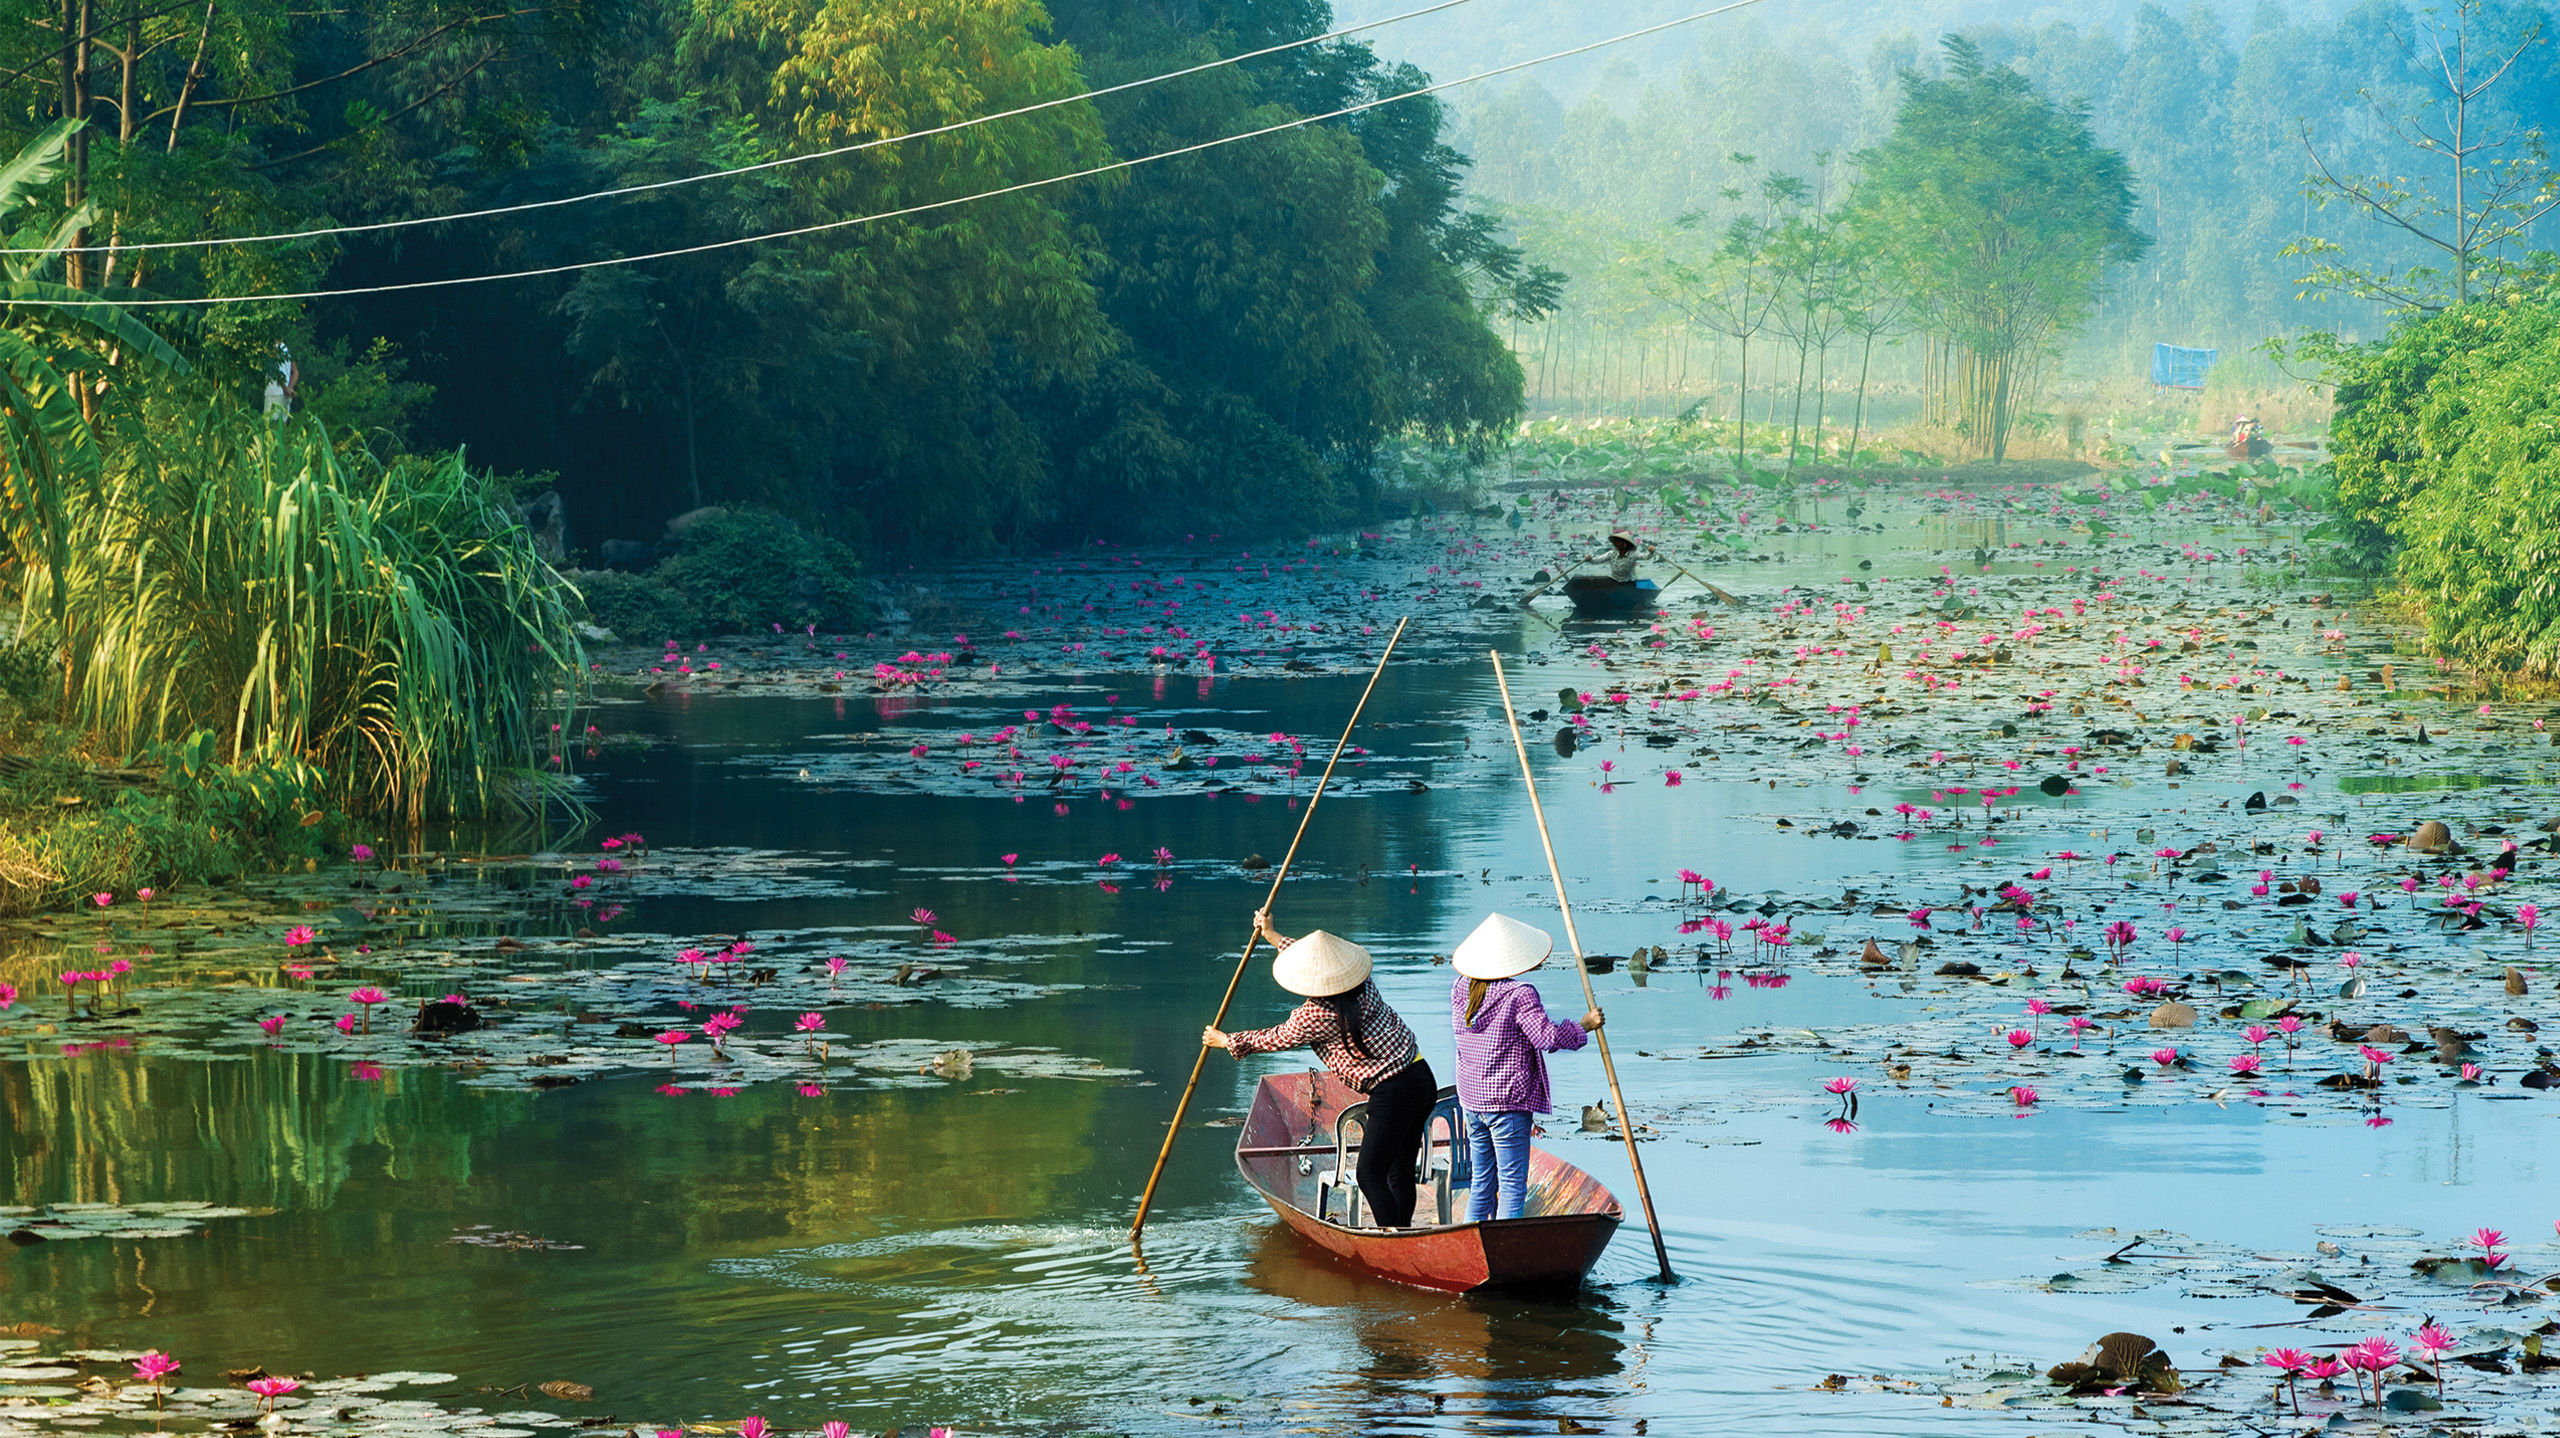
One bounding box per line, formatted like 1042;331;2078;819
1234;1070;1622;1293
1561;576;1661;614
2225;436;2273;459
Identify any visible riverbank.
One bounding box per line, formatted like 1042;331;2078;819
0;717;330;919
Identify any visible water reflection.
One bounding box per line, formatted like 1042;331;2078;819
1244;1225;1627;1430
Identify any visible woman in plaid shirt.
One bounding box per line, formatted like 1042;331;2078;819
1206;912;1438;1228
1450;913;1602;1222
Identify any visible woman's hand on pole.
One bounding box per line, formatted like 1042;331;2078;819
1253;908;1292;949
1580;1009;1605;1032
1203;1026;1232;1050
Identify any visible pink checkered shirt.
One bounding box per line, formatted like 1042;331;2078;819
1227;983;1419;1093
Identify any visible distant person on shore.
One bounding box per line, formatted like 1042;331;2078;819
264;343;299;416
1448;913;1602;1222
1205;912;1438;1228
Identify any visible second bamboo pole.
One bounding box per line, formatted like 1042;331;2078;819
1489;649;1676;1282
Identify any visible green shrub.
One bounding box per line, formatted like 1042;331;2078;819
2327;294;2560;673
651;509;866;632
575;569;699;641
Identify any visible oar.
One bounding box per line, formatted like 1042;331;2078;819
1488;649;1677;1283
1517;557;1588;607
1129;616;1412;1244
1654;555;1745;610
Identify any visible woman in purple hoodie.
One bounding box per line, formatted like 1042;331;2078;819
1449;912;1602;1222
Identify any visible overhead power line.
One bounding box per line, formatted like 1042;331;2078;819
44;0;1767;308
23;0;1479;256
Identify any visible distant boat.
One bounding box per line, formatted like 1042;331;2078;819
1562;577;1662;615
2225;436;2273;459
1233;1070;1622;1293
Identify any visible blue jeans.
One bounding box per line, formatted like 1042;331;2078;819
1464;1109;1535;1222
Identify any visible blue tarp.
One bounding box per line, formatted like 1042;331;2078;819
2151;343;2217;389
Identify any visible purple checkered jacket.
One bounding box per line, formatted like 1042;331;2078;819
1451;976;1587;1114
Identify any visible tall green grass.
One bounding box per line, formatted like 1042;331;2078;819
17;405;585;823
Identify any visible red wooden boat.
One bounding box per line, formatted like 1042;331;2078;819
1233;1070;1622;1293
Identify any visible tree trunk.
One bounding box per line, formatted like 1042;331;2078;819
168;0;214;150
118;0;137;140
1733;333;1749;465
66;0;92;291
1847;329;1876;464
1786;325;1811;460
1809;335;1830;460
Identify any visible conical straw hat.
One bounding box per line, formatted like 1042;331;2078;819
1453;912;1553;980
1271;929;1372;997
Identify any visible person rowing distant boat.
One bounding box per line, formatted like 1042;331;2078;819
1582;529;1651;582
1205;911;1438;1228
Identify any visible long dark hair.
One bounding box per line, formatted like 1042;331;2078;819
1313;979;1376;1057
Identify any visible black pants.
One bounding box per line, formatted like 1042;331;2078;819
1356;1058;1437;1227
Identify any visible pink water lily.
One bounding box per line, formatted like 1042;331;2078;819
2412;1322;2455;1395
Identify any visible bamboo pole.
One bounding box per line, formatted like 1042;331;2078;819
1128;616;1411;1243
1488;650;1676;1282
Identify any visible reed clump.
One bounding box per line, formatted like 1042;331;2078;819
14;405;585;828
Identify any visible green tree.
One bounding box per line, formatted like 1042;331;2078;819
1826;241;1912;465
1647;156;1789;462
1846;36;2148;460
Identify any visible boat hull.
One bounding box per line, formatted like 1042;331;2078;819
2225;437;2272;459
1236;1071;1622;1294
1562;577;1661;614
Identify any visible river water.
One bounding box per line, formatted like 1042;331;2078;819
8;477;2560;1437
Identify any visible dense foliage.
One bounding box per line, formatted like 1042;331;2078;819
0;0;1541;553
2326;290;2560;674
0;122;580;825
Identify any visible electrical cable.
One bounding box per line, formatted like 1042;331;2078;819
20;0;1480;256
35;0;1765;307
